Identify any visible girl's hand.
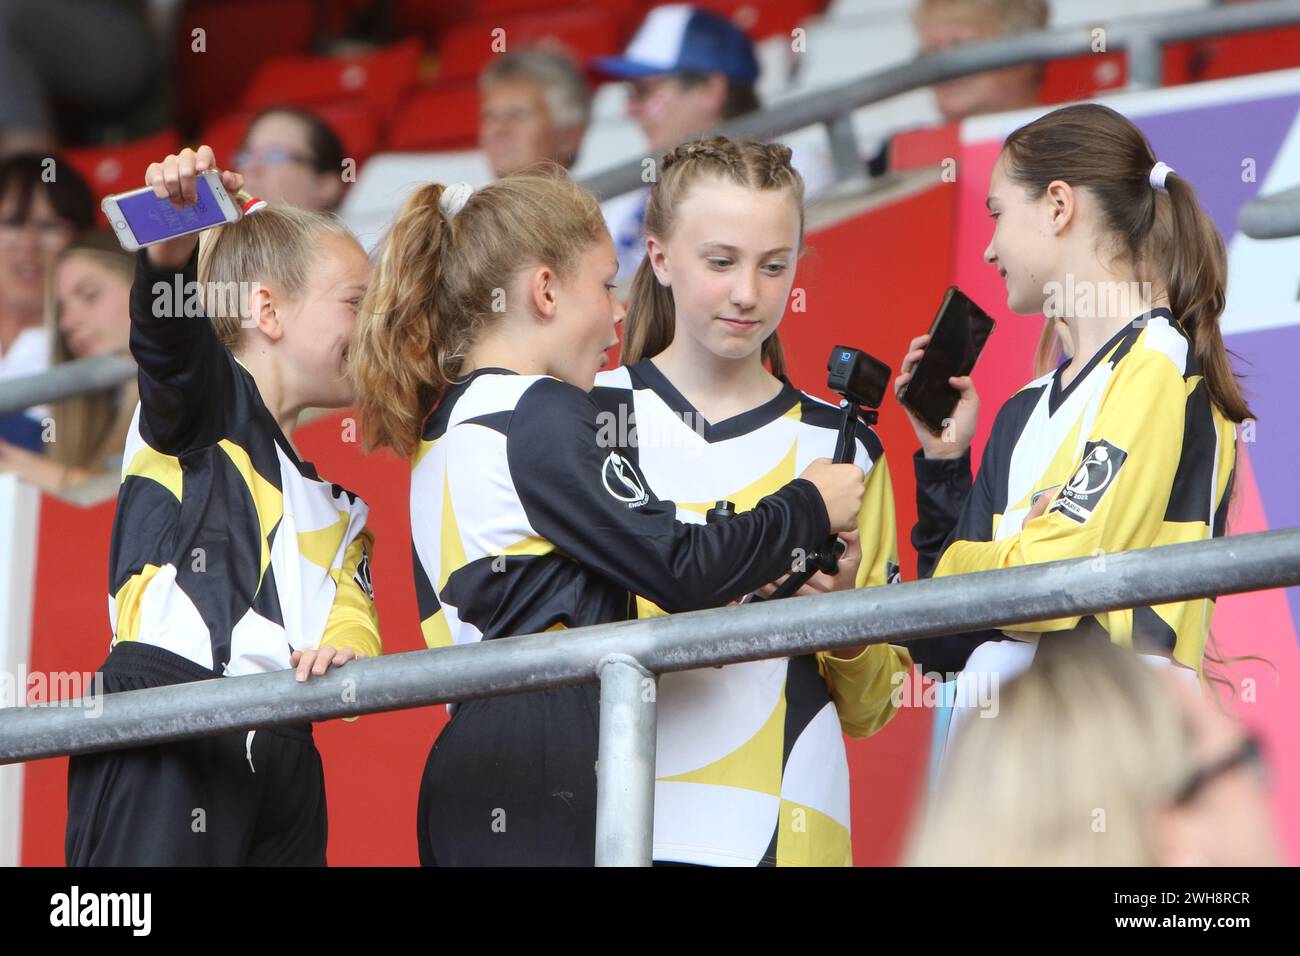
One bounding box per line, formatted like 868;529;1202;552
291;646;363;682
756;531;861;596
799;458;865;532
143;145;245;271
894;334;980;460
1022;485;1060;529
0;438;75;491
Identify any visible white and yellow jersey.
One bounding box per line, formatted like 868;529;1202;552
911;308;1238;674
109;249;379;677
593;359;912;867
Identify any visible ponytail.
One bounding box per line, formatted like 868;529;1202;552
1003;103;1252;422
350;168;608;457
1154;174;1253;422
351;183;454;458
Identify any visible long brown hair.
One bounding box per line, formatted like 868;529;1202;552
1003;103;1252;422
350;168;608;457
621;137;805;378
44;232;138;473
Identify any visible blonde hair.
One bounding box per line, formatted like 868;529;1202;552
350;168;608;457
906;638;1194;866
621;137;805;377
44;232;139;473
196;204;354;351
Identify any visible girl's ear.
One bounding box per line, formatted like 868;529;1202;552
646;235;671;288
1044;179;1076;234
248;284;283;342
526;264;559;322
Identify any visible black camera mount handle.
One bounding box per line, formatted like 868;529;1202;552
707;346;890;603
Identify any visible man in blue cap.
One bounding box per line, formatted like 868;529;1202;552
590;4;765;284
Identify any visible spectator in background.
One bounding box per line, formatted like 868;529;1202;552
591;5;791;284
0;232;136;491
915;0;1049;123
0;153;96;451
0;0;160;156
234;107;347;213
479;50;592;179
906;635;1281;866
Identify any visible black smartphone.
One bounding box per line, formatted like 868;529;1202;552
898;286;996;435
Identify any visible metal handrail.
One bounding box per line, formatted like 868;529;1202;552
3;526;1299;863
575;0;1300;198
1239;184;1300;238
2;3;1298;416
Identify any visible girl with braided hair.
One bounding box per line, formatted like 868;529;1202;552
593;137;912;866
348;168;869;865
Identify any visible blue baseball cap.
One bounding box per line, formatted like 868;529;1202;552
591;5;759;84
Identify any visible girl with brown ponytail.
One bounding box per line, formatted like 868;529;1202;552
348;169;868;866
895;104;1249;747
593;137;911;866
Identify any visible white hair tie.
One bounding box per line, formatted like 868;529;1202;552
1149;161;1175;192
439;181;475;219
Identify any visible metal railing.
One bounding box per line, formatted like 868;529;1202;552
4;2;1299;418
1240;184;1300;238
3;527;1299;865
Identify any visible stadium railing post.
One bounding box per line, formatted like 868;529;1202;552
594;654;657;867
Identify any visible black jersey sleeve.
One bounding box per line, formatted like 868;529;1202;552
911;447;974;581
900;434;1005;676
507;376;832;613
129;247;233;453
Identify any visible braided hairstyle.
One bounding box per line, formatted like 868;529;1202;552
623;136;805;377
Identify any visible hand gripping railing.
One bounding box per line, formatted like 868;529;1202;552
2;527;1298;865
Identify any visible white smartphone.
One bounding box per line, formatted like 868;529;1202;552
101;168;242;252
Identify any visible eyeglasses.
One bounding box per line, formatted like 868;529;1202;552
234;147;318;170
627;75;679;102
0;217;75;250
1172;732;1266;806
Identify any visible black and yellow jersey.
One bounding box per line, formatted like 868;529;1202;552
909;308;1236;674
108;249;380;677
410;367;837;865
412;368;834;645
592;359;912;867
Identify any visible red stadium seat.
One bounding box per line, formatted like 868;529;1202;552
172;0;316;130
428;0;646;39
385;82;482;152
314;0;375;37
1038;52;1127;105
201;100;381;172
240;38;424;125
390;0;477;47
436;8;623;83
1165;26;1300;85
64;128;184;220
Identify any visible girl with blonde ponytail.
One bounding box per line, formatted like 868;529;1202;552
66;146;380;866
594;136;911;867
895;104;1248;755
349;169;869;866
